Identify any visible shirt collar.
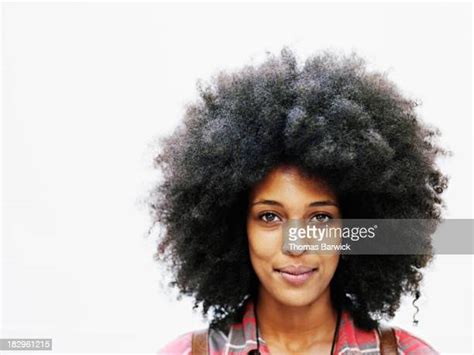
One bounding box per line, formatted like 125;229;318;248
230;298;356;355
233;299;269;354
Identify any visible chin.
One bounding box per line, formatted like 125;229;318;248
272;288;322;307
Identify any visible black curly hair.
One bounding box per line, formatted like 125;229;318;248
148;48;448;331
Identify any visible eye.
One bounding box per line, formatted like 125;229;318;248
259;212;282;223
310;213;332;223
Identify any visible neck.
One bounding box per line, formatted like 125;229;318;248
255;287;338;353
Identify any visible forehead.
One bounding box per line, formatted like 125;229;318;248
249;165;337;201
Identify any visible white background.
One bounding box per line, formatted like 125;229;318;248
1;1;473;354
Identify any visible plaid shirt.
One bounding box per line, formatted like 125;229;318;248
159;299;438;354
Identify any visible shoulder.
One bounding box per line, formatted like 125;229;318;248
157;331;193;355
394;327;439;354
337;310;438;354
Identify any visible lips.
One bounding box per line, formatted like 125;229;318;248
274;265;318;286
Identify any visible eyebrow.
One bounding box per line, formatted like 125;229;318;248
250;199;338;208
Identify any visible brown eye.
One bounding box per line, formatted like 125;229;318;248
310;213;332;223
260;212;282;223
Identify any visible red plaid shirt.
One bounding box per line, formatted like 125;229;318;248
159;299;438;354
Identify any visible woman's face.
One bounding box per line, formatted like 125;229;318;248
247;165;341;307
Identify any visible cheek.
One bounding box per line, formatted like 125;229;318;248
247;222;282;268
320;254;340;280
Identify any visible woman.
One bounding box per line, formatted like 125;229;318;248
150;48;446;354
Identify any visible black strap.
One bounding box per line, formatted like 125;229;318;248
329;308;341;354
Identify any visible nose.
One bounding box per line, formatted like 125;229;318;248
281;219;307;256
283;244;306;256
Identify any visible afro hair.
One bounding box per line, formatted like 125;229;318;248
148;47;448;330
